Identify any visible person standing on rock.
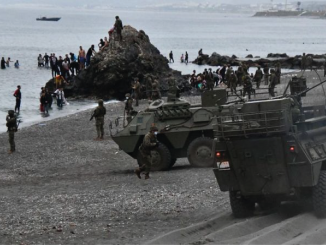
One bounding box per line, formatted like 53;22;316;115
269;69;277;97
169;51;174;63
254;66;263;89
86;44;96;68
135;126;159;180
6;110;17;154
263;67;269;86
114;16;123;42
78;46;86;70
13;85;21;113
132;78;141;106
91;99;106;140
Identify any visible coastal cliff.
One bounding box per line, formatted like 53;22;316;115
46;26;186;99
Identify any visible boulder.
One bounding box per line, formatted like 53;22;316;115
245;54;253;58
46;26;187;100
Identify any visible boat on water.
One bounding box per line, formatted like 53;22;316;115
36;17;61;21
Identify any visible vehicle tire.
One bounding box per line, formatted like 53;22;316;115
170;157;177;168
312;170;326;217
137;143;171;171
229;191;255;218
187;137;214;167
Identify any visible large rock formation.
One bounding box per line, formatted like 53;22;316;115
46;26;187;100
193;52;326;69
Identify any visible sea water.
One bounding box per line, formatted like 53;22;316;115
0;6;326;132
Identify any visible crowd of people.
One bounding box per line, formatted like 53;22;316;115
188;64;282;98
1;57;19;69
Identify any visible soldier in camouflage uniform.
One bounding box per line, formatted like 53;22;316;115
206;69;214;90
125;93;134;124
263;67;269;85
151;79;161;100
301;53;307;71
6;110;17;153
243;75;253;99
135;126;159;180
236;66;243;86
132;78;141;106
269;69;277;97
92;99;106;140
225;65;232;87
254;66;263;89
275;63;281;84
229;70;238;94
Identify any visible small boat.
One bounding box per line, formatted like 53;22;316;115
36;17;61;21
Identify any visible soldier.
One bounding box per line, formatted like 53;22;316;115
135;126;159;180
6;110;17;153
91;99;106;140
206;69;214;90
132;78;141;106
275;63;281;84
301;53;307;71
114;16;123;42
229;70;238;94
225;65;232;87
125;93;134;124
254;66;263;89
243;75;253;99
269;69;277;97
151;79;161;100
263;67;269;85
236;66;243;86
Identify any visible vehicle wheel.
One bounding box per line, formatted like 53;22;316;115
312;170;326;217
229;191;255;218
137;143;171;171
187;137;214;167
170;157;177;167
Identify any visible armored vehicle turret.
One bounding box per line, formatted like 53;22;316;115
212;77;326;218
110;88;229;171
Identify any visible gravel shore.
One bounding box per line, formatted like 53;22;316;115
0;99;228;245
0;70;324;244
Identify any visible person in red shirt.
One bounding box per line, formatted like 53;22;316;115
13;85;21;113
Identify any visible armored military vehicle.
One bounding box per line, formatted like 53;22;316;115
213;76;326;218
110;88;228;171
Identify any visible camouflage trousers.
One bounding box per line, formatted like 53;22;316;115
95;117;104;138
8;131;15;151
140;153;152;174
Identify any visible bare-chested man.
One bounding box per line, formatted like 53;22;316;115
78;46;86;70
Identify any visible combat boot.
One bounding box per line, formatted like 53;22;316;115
145;173;150;180
135;168;141;179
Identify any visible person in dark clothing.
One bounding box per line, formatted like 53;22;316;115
50;54;58;78
220;65;227;82
98;39;105;49
40;92;49;115
70;61;79;76
13;85;21;113
114;16;123;42
57;56;64;75
45;88;53;109
1;57;6;69
169;51;174;63
86;45;96;68
185;51;188;64
43;53;49;68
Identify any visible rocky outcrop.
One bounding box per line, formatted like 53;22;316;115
192;52;326;69
46;26;187;100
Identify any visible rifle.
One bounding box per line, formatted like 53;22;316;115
90;112;95;121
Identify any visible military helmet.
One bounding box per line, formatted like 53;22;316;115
98;99;104;105
150;126;158;132
8;110;15;116
270;68;275;73
125;93;131;97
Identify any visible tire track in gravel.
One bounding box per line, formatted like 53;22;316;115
146;203;326;245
